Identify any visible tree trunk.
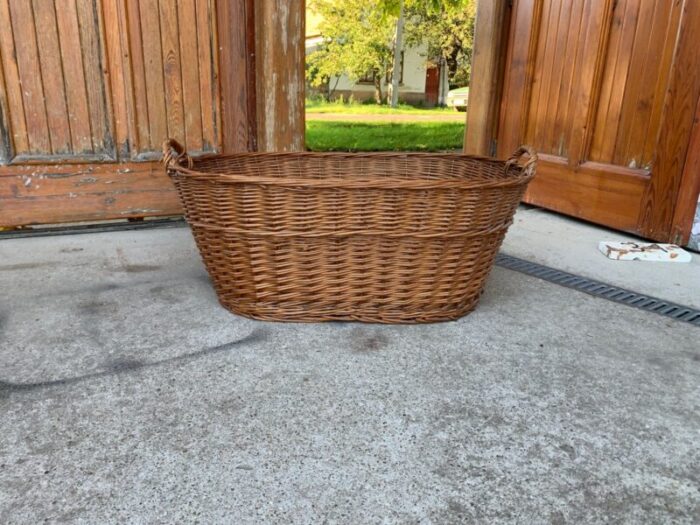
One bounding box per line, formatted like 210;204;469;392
389;0;404;108
373;73;383;104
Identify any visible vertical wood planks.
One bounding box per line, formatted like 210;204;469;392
196;0;218;151
463;0;508;156
55;0;94;154
254;0;305;152
75;0;113;155
177;0;203;151
588;0;681;169
126;0;219;155
0;0;113;159
32;0;71;153
0;0;28;154
497;0;542;158
7;0;51;153
0;42;12;161
102;0;130;156
0;0;244;227
669;95;700;245
639;0;700;239
124;0;151;152
216;0;255;153
158;0;185;145
138;0;168;150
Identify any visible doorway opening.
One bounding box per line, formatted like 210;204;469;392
303;0;476;152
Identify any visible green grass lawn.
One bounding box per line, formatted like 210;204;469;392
306;121;464;152
306;98;454;115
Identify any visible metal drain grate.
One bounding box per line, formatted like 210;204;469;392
496;253;700;327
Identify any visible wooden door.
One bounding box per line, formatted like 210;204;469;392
498;0;700;242
424;66;439;107
0;0;258;227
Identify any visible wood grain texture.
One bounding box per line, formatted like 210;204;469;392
564;0;613;166
125;0;151;152
196;0;218;150
102;0;130;157
32;0;71;153
7;0;51;153
523;155;648;232
139;0;168;150
498;0;697;242
177;0;203;151
464;0;508;156
0;43;12;161
589;0;681;169
76;0;114;155
639;0;700;240
216;0;255;152
124;0;219;155
0;161;181;225
497;0;541;158
158;0;185;144
0;0;28;154
254;0;305;152
55;0;93;154
670;95;700;245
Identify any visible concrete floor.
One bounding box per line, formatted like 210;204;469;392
1;209;698;524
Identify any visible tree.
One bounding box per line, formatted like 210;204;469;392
404;0;476;89
306;0;475;105
307;0;395;103
381;0;469;107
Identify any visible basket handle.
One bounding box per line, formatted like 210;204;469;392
162;139;193;169
505;145;538;175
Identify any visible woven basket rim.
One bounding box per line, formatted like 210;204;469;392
167;152;535;190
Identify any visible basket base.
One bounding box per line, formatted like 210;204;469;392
215;294;482;324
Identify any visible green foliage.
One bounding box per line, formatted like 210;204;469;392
307;0;395;102
306;121;464;151
306;0;476;102
403;0;476;87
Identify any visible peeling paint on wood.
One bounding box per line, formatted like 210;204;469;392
254;0;304;152
0;161;181;226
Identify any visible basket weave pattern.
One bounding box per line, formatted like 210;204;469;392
164;140;536;323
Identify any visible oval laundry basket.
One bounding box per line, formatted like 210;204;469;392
163;140;536;323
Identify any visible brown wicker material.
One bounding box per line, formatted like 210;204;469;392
163;139;537;323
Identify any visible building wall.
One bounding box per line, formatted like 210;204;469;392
331;44;427;97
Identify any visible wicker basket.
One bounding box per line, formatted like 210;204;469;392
163;139;536;323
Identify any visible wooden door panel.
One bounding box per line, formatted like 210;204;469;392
498;0;700;241
588;0;681;169
0;0;114;161
524;154;647;232
0;0;219;163
523;0;582;158
0;161;181;224
638;0;700;239
0;0;230;227
107;0;219;159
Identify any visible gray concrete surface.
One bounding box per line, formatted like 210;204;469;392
1;219;699;524
503;206;700;309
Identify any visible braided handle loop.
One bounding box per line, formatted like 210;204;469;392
505;145;537;176
162;139;193;169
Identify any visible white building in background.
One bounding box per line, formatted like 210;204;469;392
306;15;450;106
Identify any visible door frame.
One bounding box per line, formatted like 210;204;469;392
465;0;700;245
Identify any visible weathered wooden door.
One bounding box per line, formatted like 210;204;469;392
497;0;700;242
0;0;258;226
